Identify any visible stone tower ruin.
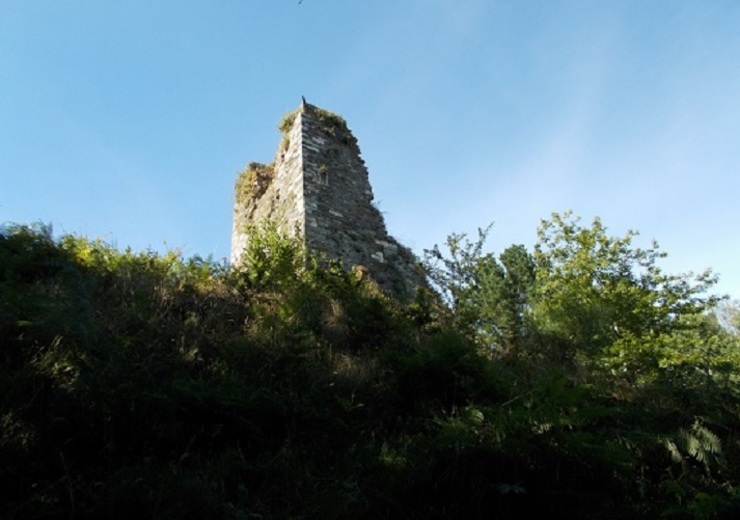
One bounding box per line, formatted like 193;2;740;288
231;99;422;296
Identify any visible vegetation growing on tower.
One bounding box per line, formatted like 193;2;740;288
234;161;274;204
278;109;298;134
278;109;299;151
314;107;356;145
279;105;355;144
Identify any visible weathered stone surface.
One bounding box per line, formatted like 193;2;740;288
231;100;423;297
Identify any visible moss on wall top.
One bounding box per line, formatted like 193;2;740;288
235;161;274;204
313;107;356;145
278;105;355;147
314;107;347;132
278;110;298;134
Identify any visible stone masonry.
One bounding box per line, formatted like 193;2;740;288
231;99;422;297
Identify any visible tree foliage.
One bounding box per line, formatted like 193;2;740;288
2;216;739;519
424;225;536;353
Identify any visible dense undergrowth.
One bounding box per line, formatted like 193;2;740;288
1;217;739;519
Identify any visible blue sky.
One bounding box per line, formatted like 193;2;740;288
1;1;739;297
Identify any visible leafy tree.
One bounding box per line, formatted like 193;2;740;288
531;212;721;362
424;212;740;517
423;225;535;354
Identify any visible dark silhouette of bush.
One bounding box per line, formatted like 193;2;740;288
2;220;739;519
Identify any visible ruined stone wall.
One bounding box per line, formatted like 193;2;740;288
231;100;423;297
230;111;305;265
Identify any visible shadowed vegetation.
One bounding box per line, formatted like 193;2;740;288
2;216;739;519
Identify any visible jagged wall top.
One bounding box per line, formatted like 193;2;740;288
231;99;422;296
